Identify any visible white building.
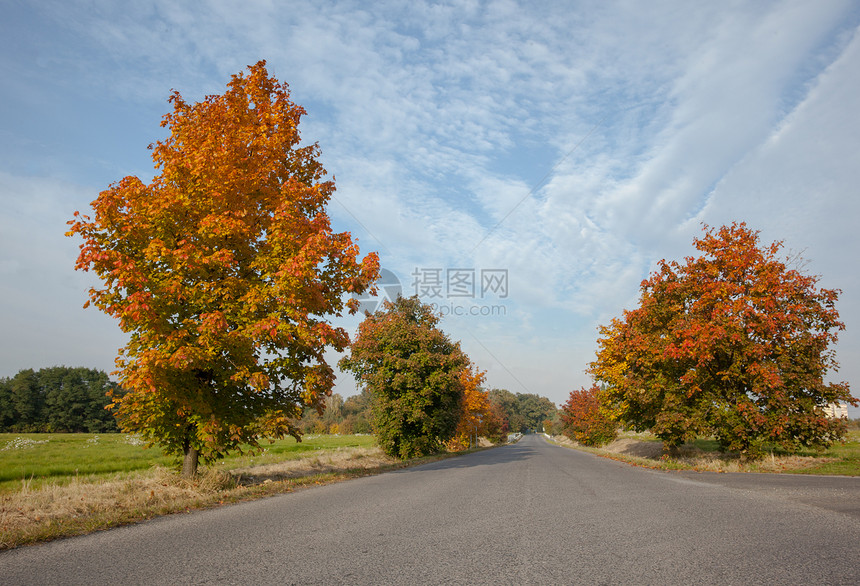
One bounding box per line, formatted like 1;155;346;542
823;402;849;419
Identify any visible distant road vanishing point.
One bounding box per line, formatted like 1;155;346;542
3;434;859;585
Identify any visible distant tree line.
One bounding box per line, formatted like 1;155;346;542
487;389;558;434
0;361;559;441
0;367;123;433
298;386;558;438
296;390;374;436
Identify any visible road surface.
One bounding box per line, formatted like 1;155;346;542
3;434;858;584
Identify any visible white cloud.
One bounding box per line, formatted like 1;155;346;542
0;172;128;376
1;1;858;413
699;23;860;401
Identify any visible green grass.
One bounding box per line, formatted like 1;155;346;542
213;433;377;469
780;429;860;475
0;433;377;492
0;433;172;491
553;428;860;475
692;430;860;475
0;433;455;549
684;429;860;475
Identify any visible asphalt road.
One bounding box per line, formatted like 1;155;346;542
3;434;859;585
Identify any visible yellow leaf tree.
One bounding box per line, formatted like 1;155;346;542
447;365;494;450
67;61;378;476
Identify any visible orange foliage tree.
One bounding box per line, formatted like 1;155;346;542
560;384;617;447
590;223;855;456
67;62;378;476
446;365;503;450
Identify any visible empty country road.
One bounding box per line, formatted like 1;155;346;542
3;434;859;585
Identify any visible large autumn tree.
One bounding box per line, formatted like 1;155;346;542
590;222;855;456
67;61;378;476
339;296;468;458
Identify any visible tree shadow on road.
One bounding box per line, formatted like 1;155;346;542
391;438;536;473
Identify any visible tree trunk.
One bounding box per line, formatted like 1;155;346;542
182;442;199;478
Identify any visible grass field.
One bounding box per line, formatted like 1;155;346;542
680;429;860;475
772;428;860;475
0;433;399;549
0;433;377;493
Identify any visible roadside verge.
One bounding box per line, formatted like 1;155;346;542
545;432;853;475
0;445;476;550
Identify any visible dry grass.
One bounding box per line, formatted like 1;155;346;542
550;433;836;473
232;446;396;484
0;445;402;550
650;444;835;473
0;467;233;549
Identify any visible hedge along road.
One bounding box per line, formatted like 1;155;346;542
3;435;859;585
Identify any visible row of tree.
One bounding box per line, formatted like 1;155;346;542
1;356;557;447
63;62;854;475
560;223;856;457
0;367;122;433
299;385;558;440
62;62;564;475
337;296;558;457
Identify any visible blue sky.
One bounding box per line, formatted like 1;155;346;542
1;0;858;414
